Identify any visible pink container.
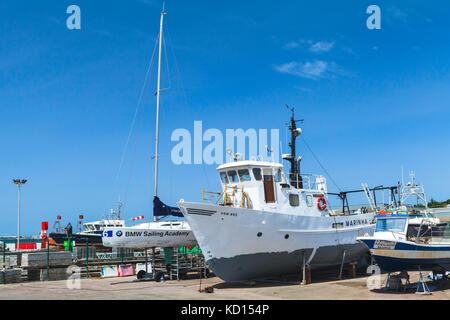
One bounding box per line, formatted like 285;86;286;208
118;264;134;277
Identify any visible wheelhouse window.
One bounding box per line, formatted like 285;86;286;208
252;168;262;181
220;172;229;184
306;195;313;207
238;169;251;182
227;170;239;183
289;194;299;207
274;169;282;182
375;218;407;233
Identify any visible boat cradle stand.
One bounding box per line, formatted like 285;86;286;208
416;267;432;295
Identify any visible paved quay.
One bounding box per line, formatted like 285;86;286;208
0;270;449;300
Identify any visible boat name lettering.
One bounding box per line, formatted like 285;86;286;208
374;240;396;250
220;212;237;217
345;219;368;227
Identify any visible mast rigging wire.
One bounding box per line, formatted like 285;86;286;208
114;34;160;211
300;135;343;193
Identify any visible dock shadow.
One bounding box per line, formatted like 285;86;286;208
212;268;369;289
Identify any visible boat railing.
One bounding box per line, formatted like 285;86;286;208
202;189;221;205
202;185;246;208
288;173;326;192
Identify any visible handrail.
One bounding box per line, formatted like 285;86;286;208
203;185;245;208
287;173;325;191
202;189;221;205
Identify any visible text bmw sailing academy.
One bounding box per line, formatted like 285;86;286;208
124;230;192;237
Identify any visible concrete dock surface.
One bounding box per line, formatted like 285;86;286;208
1;270;449;300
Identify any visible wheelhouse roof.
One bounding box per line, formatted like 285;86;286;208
217;160;284;171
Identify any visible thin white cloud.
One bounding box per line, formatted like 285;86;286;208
386;6;408;23
283;41;300;49
283;39;335;53
386;6;432;25
294;86;312;92
309;41;334;53
274;60;342;80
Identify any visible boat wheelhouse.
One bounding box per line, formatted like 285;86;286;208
210;160;328;215
82;219;125;235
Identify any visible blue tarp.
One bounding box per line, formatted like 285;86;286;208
153;196;183;217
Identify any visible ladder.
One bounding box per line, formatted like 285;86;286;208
223;185;244;207
170;247;179;280
362;183;377;213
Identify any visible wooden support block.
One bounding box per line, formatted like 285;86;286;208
348;262;357;278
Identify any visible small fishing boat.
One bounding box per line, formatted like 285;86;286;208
358;173;450;273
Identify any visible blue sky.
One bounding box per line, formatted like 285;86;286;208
1;1;449;235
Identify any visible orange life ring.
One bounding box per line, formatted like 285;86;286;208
317;197;327;211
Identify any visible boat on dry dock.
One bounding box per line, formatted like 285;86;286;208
358;173;450;273
101;7;195;250
48;213;125;249
177;109;376;282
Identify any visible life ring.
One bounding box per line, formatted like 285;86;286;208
317;197;327;211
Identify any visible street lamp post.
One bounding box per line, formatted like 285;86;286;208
12;179;27;251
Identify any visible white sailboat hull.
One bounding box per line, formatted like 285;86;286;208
178;202;375;281
101;222;197;248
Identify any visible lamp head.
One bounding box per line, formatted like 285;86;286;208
12;179;27;186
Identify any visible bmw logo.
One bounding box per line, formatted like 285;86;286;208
116;230;123;237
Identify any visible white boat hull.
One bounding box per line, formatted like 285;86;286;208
101;222;197;248
178;202;375;281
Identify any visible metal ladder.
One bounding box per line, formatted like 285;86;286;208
362;183;377;212
170;247;179;280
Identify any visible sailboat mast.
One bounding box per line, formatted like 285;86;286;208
154;7;166;215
